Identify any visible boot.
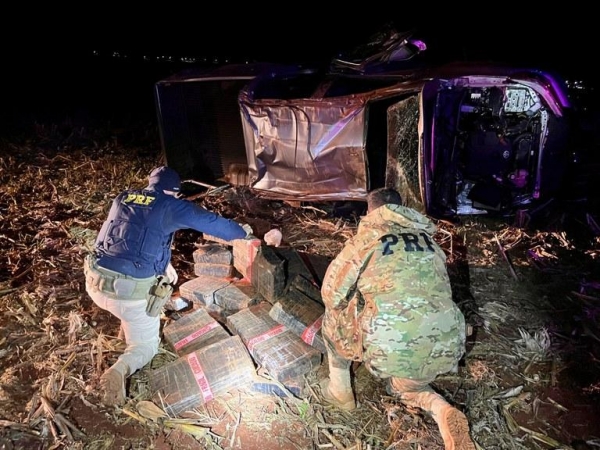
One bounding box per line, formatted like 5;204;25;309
431;401;476;450
389;377;476;450
320;366;356;411
100;365;127;406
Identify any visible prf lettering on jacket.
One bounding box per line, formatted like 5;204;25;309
379;232;435;255
122;194;156;206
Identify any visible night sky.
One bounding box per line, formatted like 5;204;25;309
4;6;594;72
1;5;595;131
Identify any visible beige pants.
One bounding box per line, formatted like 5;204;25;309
86;287;160;376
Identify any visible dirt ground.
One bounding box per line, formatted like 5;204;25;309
1;124;600;450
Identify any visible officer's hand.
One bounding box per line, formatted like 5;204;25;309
240;223;253;237
264;228;282;247
165;263;178;285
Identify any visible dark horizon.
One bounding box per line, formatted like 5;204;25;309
3;10;594;74
2;12;597;136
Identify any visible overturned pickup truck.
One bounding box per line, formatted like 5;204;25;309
154;28;575;221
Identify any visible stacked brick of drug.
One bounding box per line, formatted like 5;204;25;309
226;302;322;384
150;239;264;415
179;239;263;321
249;246;327;354
268;274;327;354
149;306;256;415
148;236;271;414
191;242;235;278
148;334;255;415
152;235;329;413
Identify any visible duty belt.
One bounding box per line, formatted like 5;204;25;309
84;254;157;299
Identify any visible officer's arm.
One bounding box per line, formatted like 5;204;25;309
322;243;363;310
170;200;247;241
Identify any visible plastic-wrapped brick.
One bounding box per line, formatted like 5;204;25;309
269;284;326;354
193;262;234;278
232;238;261;281
215;280;261;311
148;335;255;416
251;245;285;302
163;307;231;356
192;244;233;265
179;276;231;306
226;302;321;382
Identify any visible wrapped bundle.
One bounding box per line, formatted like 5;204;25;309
226;303;321;382
215;280;261;311
179;276;231;306
232;238;261;280
193;262;234;278
163;307;231;356
148;335;255;416
251;245;285;302
192;243;233;265
269;285;326;354
274;247;316;285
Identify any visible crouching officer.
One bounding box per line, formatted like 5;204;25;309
320;188;476;450
83;166;252;407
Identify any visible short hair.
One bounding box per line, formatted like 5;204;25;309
367;187;403;212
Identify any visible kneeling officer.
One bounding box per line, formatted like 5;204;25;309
83;166;252;406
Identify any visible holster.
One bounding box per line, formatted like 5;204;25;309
145;276;173;317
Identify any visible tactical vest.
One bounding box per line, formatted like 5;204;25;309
95;189;174;278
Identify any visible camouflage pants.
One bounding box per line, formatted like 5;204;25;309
323;334;352;370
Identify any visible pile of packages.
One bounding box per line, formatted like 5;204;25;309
148;235;327;416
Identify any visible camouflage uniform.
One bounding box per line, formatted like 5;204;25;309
321;203;466;382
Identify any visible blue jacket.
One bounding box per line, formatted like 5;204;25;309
94;171;246;278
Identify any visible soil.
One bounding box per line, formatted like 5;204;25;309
2;70;600;449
